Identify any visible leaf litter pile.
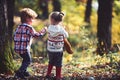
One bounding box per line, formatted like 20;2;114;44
1;54;120;80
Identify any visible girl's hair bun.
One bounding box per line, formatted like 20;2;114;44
59;12;64;17
50;11;64;22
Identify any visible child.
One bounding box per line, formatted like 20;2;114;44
45;11;73;80
13;8;46;79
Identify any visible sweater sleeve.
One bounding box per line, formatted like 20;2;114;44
62;27;69;38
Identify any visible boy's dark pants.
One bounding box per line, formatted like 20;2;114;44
19;52;32;72
15;52;31;78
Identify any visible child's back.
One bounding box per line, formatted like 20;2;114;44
47;24;68;52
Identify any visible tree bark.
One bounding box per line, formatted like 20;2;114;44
84;0;92;23
52;0;61;12
7;0;15;58
0;0;14;74
97;0;113;55
39;0;49;19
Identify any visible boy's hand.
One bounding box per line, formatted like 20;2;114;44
39;27;47;35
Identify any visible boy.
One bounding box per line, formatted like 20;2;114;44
14;8;46;79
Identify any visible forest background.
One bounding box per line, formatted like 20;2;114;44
0;0;120;80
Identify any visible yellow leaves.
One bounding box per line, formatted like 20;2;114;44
63;54;73;63
112;12;117;17
64;12;84;34
112;17;120;44
62;3;86;34
76;5;85;14
66;54;73;62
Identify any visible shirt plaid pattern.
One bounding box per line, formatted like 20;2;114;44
14;23;46;54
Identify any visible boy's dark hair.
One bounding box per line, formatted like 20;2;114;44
20;8;37;23
50;11;64;22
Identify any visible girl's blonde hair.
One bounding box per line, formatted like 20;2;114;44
20;8;37;23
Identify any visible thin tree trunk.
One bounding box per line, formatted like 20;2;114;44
0;0;14;74
97;0;113;55
52;0;61;12
39;0;49;19
84;0;92;23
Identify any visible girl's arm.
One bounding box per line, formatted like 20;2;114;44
64;38;73;54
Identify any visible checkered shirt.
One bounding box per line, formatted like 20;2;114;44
14;23;46;54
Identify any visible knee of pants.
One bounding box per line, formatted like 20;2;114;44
28;59;32;64
24;61;31;66
25;58;32;65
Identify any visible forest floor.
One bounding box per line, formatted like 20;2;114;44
1;57;120;80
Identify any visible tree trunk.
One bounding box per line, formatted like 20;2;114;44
52;0;61;12
39;0;49;19
84;0;92;23
7;0;15;58
97;0;113;55
0;0;14;74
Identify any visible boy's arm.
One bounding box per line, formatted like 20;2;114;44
39;27;47;36
30;27;47;38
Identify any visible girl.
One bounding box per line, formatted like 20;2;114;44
46;11;73;80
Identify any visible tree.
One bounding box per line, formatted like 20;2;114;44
0;0;14;74
97;0;113;55
52;0;61;12
7;0;15;58
39;0;49;19
84;0;92;23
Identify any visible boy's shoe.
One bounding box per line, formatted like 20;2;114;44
23;71;31;77
14;70;25;79
44;75;54;80
45;75;51;80
54;77;63;80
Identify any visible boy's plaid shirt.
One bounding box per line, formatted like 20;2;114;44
14;23;46;54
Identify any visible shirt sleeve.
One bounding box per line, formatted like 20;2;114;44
29;27;47;37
